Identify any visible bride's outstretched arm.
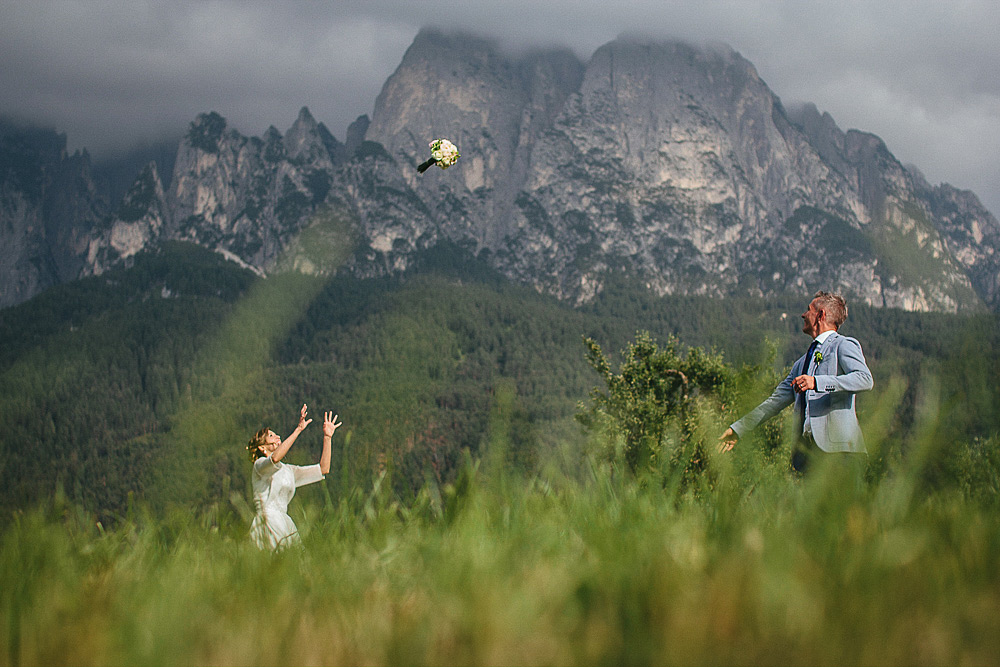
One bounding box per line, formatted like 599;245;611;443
320;411;342;475
271;404;312;464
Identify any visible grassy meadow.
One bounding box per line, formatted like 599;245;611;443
5;424;1000;666
3;243;1000;665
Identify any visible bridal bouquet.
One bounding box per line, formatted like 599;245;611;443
417;138;460;173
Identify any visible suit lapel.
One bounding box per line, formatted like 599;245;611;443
816;332;839;372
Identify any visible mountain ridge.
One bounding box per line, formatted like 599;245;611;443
2;30;998;312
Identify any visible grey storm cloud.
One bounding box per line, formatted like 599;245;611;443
1;0;998;216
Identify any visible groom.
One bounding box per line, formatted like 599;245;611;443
718;291;873;472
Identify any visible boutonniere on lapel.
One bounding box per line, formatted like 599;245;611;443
813;350;824;365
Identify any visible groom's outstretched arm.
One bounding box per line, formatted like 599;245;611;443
731;369;797;438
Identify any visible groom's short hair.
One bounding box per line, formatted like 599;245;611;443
813;291;847;328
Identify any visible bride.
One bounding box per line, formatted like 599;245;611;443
246;404;342;550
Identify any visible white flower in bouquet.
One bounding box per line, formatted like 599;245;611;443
417;138;460;173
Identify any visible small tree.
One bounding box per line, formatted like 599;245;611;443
577;332;737;479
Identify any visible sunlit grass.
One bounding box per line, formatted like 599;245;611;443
4;425;1000;666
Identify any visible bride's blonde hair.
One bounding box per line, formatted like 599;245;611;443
247;427;270;462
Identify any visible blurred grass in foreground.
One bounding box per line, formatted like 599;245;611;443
4;423;1000;667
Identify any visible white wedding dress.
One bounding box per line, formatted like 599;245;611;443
250;455;325;550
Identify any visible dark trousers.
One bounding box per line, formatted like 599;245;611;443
792;433;868;479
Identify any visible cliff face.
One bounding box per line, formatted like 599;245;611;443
359;33;992;310
908;173;1000;308
366;31;585;248
0;122;104;308
4;30;999;313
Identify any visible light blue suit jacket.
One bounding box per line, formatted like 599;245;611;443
732;331;873;453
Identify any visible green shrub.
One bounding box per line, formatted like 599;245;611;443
577;332;738;483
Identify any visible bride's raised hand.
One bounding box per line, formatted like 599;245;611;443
297;403;313;431
323;411;342;438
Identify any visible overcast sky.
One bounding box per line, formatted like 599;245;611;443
2;1;998;215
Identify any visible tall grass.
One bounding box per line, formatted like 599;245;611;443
4;425;1000;665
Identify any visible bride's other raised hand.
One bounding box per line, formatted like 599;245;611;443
319;411;340;475
297;403;313;432
323;411;343;438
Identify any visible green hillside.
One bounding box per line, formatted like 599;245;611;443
0;241;997;521
4;241;1000;665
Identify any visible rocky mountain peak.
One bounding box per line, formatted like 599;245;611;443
83;160;166;275
3;31;999;314
370;29;531;160
186;111;229;154
344;115;370;156
115;161;164;222
0;123;104;306
284;106;334;167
